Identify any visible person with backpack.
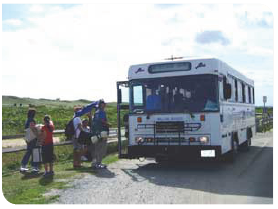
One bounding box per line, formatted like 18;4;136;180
41;115;55;177
20;108;41;173
91;100;109;169
65;101;101;168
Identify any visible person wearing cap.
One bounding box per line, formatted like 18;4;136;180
20;108;40;173
92;100;110;169
41;115;55;177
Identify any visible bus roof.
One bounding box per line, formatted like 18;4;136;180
128;57;254;86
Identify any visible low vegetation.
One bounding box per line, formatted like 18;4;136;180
2;96;117;135
2;144;119;204
2;96;273;135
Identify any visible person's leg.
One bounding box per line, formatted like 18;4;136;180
49;144;54;173
95;139;107;168
30;139;40;171
99;139;107;167
89;143;97;168
21;142;33;170
73;137;82;167
49;163;53;172
44;163;48;172
95;140;102;165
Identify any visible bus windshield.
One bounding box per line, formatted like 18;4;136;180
130;74;219;113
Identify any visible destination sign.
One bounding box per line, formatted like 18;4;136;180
148;62;191;74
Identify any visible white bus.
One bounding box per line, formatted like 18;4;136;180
117;57;255;162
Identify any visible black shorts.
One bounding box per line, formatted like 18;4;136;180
42;144;54;163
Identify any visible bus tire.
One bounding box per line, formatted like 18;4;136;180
240;129;252;152
155;155;168;164
225;138;238;163
239;138;251;152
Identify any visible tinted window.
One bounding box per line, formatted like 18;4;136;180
130;75;219;113
242;83;246;103
148;62;191;74
235;79;238;102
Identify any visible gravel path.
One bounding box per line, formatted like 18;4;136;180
54;132;273;204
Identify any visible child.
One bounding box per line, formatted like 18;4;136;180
20;117;41;173
41;115;55;177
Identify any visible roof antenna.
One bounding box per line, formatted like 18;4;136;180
164;55;183;61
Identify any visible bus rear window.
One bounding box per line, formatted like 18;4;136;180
148;62;191;74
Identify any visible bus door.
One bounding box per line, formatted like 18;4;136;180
117;81;130;158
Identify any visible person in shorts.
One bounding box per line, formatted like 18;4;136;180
41;115;55;177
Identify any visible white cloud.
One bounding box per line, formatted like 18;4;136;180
2;4;273;105
29;5;44;13
3;19;23;26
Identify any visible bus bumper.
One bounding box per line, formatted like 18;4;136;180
126;145;222;160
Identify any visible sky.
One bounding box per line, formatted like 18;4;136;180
1;3;274;106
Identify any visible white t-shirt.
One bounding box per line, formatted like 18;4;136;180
73;117;82;138
83;126;90;133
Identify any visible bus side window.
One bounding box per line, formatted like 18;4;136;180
242;83;246;103
237;81;243;103
223;76;232;101
252;87;255;104
219;78;224;101
234;79;238;102
248;86;251;104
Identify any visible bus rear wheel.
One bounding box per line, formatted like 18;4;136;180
225;139;238;163
155;155;169;164
239;138;251;151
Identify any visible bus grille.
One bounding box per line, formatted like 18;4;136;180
155;121;184;133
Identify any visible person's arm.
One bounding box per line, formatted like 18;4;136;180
24;118;32;129
46;121;54;132
39;128;47;145
101;112;109;127
87;112;92;127
77;123;83;131
75;101;99;117
30;126;39;137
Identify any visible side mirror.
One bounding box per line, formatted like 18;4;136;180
117;89;122;104
224;83;232;100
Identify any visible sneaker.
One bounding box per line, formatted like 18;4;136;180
20;166;29;173
43;172;49;177
31;167;40;173
92;164;98;170
43;171;54;177
96;163;106;169
99;163;107;169
81;156;88;161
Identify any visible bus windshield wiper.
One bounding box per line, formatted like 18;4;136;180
184;108;194;118
133;109;144;114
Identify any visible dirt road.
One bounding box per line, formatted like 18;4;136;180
55;132;273;204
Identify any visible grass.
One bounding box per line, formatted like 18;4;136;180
2;144;119;204
2;102;118;136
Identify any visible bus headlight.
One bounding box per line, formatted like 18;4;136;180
135;137;144;144
199;136;209;144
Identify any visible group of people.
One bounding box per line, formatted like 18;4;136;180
20;108;55;177
19;99;109;177
72;100;109;169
